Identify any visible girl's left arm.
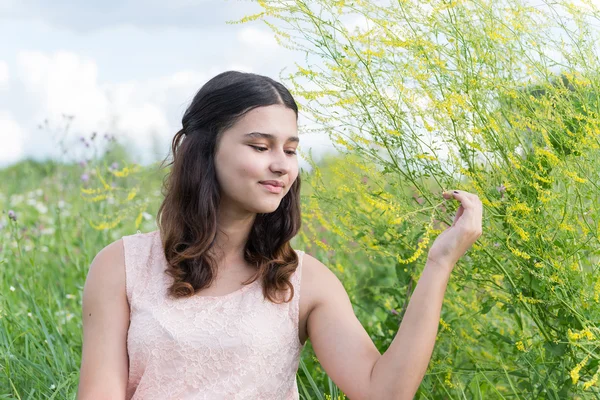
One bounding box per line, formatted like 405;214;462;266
306;190;482;400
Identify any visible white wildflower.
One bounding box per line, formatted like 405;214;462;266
35;203;48;214
10;194;24;205
41;227;55;235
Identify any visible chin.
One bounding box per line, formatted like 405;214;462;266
248;201;281;214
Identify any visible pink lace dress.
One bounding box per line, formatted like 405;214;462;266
122;230;305;399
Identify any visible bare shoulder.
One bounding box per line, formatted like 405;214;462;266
78;238;130;397
83;238;128;315
300;253;349;312
96;238;125;262
86;239;126;290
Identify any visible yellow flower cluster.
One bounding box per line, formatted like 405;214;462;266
90;214;125;230
444;370;455;388
568;328;595;341
517;292;544;304
563;170;587;184
506;240;530;260
396;216;434;264
583;369;600;390
439;318;453;332
109;164;140;178
571;355;590;384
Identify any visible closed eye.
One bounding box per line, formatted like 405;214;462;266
249;145;268;152
249;145;297;155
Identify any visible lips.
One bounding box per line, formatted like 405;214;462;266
259;180;284;187
259;181;283;194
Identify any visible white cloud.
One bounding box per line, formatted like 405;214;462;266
116;112;171;164
0;0;19;13
227;64;254;73
0;61;8;90
165;70;207;88
0;112;25;166
17;51;110;131
0;0;261;32
11;50;209;164
119;103;169;131
237;27;278;49
341;14;371;33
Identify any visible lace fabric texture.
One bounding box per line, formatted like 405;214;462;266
122;230;305;400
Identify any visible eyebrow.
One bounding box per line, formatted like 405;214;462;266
243;131;299;143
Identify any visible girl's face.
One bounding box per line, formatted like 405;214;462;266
214;104;299;215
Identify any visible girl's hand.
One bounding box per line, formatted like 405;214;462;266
427;190;483;270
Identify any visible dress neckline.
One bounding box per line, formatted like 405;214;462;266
193;277;261;300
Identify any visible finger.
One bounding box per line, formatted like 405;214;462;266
467;193;483;226
458;198;483;236
444;190;483;233
442;190;474;209
452;205;464;227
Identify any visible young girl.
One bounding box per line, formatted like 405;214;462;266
77;71;483;400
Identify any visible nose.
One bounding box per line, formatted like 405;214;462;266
269;149;292;176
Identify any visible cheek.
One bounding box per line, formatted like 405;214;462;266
290;167;299;183
284;169;299;192
220;160;262;188
215;153;242;189
237;159;264;179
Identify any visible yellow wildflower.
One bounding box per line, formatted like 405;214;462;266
568;328;595;341
571;355;590;384
583;369;600;390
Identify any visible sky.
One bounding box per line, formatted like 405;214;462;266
0;0;337;169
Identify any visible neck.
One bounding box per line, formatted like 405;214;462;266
210;205;256;266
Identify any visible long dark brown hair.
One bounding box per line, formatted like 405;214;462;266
156;71;302;303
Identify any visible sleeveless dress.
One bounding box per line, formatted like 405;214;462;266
122;230;305;400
